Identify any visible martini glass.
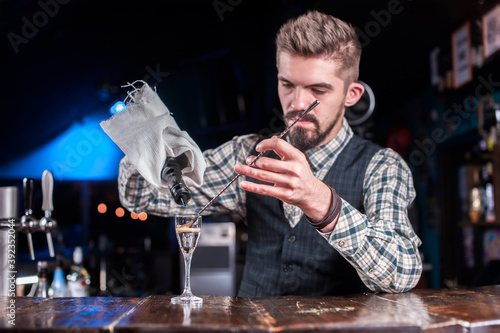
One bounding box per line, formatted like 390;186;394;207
172;215;203;304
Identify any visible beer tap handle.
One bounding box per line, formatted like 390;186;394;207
46;233;55;258
26;232;35;261
22;178;36;260
41;170;54;213
41;170;56;257
23;178;34;215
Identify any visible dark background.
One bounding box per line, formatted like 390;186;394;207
1;0;499;295
1;0;489;157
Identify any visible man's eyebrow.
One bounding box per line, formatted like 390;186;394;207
277;76;333;90
306;82;333;90
278;76;292;83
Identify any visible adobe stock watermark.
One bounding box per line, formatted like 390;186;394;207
119;63;170;100
213;0;243;22
50;127;103;181
258;107;286;138
408;73;500;167
142;64;170;85
6;219;17;326
7;0;71;54
355;0;404;48
99;267;135;297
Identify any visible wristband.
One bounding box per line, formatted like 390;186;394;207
306;187;342;230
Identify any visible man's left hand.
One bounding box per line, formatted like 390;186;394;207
234;136;332;223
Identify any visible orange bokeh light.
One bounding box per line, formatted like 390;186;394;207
97;203;107;214
115;207;125;218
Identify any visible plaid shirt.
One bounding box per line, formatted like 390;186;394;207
119;118;422;293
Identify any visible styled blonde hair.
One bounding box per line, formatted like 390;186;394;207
276;11;361;87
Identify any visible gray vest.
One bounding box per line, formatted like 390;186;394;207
239;134;382;297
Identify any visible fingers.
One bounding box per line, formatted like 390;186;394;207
234;162;293;185
255;136;303;162
239;178;291;198
233;136;313;203
234;136;307;187
244;154;294;175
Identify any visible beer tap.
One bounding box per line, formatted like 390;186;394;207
39;170;56;258
20;178;38;261
16;172;58;261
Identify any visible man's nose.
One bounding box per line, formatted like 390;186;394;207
291;88;313;111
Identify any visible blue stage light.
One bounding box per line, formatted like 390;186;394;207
0;115;124;180
110;101;126;115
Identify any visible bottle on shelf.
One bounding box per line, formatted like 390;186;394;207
483;162;496;223
469;168;485;223
49;264;67;297
35;261;49;297
66;246;91;297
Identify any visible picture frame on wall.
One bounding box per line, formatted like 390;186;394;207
483;5;500;59
452;21;472;89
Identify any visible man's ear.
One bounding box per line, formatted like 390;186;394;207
344;81;365;107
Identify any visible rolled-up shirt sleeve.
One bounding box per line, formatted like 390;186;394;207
327;148;422;293
118;134;259;219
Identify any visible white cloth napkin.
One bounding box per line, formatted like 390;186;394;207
100;81;206;193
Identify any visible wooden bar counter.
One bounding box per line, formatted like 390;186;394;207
1;285;500;332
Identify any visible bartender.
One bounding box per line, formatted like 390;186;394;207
113;10;422;297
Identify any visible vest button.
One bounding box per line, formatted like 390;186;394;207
288;235;296;243
338;240;345;247
283;264;292;272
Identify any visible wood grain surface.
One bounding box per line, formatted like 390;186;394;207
1;286;500;332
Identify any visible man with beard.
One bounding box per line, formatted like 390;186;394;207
117;10;422;296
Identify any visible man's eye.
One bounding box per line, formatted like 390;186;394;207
281;82;293;88
313;89;326;95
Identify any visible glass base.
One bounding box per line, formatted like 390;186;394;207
171;292;203;304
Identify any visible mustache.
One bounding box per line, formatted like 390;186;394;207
283;110;319;126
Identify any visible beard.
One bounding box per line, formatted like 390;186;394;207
284;110;341;152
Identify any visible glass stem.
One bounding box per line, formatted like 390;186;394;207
183;253;193;295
